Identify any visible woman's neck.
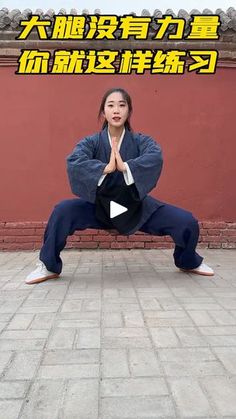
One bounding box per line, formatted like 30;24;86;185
108;125;124;141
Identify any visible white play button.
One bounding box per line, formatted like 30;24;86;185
110;201;128;219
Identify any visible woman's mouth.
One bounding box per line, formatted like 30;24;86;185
112;117;121;122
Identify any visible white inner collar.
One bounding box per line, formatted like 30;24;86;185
107;128;125;151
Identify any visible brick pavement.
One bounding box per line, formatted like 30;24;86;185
0;248;235;418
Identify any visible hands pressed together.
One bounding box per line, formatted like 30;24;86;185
103;137;126;174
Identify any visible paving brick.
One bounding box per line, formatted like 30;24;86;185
0;313;12;322
0;339;45;350
101;377;168;397
20;379;64;419
60;300;83;312
0;351;13;374
56;318;100;328
187;310;216;326
0;381;29;398
1;330;49;339
205;335;236;346
182;303;223;310
103;288;120;298
0;400;23;419
67;289;101;299
103;303;140;312
4;351;42;379
47;328;76;349
169;377;215;417
62;379;99;419
0;322;7;333
199;325;236;335
214;347;236;374
144;311;194;327
101;396;175;418
0;301;23;314
150;327;180;348
75;328;100;349
139;298;162;310
27;289;49;300
30;313;56;329
101;349;129;377
57;311;100;320
82;298;101;311
202;376;236;416
102;312;123;327
218;298;236;309
45;286;68;300
37;364;99;379
6;314;34;330
206;310;236;325
171;287;204;298
0;290;29;300
137;288;173;298
18;301;61;313
129;348;162;376
43;349;99;365
118;288;137;297
123;311;145;327
104;327;148;338
103;297;138;304
159;348;226;376
102;336;152;349
174;327;208;347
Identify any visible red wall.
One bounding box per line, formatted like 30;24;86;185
0;66;236;222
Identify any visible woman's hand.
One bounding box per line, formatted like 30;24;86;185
112;138;126;172
103;147;116;174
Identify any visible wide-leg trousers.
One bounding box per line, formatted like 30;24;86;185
40;198;203;274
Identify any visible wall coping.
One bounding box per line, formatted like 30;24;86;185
1;8;236;64
0;7;236;31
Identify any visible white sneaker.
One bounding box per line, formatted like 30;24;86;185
25;261;59;285
180;262;214;276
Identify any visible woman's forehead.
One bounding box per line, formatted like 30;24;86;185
105;92;126;103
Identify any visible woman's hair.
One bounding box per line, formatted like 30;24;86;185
98;87;133;131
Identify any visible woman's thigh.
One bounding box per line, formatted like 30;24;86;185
53;198;107;230
140;203;197;236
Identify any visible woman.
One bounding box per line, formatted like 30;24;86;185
26;87;214;284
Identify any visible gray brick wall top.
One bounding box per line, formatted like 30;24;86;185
0;7;236;31
0;7;236;63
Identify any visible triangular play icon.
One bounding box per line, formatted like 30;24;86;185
110;201;128;219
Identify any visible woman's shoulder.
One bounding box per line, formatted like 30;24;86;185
132;131;158;142
75;132;100;146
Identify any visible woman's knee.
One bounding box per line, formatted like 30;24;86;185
52;198;96;226
179;210;199;231
171;210;199;244
52;199;84;221
54;199;74;214
186;212;199;227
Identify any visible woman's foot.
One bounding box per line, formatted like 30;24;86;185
180;262;214;276
25;261;59;284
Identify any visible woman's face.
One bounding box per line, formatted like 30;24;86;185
103;91;129;129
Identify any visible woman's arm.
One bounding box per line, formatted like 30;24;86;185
67;135;107;203
125;134;163;200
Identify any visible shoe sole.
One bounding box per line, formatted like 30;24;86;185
25;274;59;285
180;268;214;276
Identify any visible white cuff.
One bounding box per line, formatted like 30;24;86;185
98;174;107;186
123;162;134;185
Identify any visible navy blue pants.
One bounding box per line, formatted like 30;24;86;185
40;199;203;274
